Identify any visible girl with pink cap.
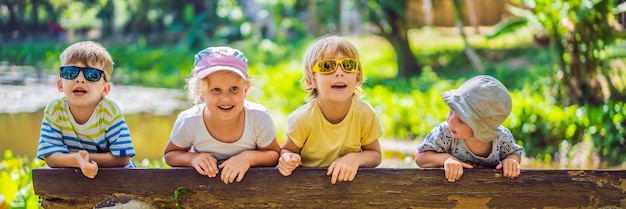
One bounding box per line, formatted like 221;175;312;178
163;46;281;184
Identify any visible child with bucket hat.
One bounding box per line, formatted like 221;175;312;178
415;75;524;182
164;46;281;184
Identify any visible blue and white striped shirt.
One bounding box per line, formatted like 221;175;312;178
37;97;136;167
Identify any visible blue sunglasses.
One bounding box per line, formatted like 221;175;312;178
60;66;106;82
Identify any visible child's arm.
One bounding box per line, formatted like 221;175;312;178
86;153;131;167
278;138;302;176
239;138;281;167
496;153;521;178
44;151;98;178
416;151;473;182
415;150;456;167
164;141;219;178
495;128;523;178
327;140;381;184
218;138;281;184
44;152;85;167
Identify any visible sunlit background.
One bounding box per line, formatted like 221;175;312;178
1;0;626;207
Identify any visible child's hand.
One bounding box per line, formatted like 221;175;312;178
443;157;473;182
77;150;98;179
327;153;360;184
278;153;301;176
496;158;520;178
191;153;219;178
218;155;251;184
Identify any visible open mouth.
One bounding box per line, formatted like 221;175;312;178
218;105;234;110
72;88;87;96
331;83;347;89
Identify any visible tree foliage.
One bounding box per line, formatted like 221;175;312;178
492;0;624;106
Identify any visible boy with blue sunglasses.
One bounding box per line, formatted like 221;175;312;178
37;41;136;179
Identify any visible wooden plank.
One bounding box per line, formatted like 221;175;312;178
32;168;626;209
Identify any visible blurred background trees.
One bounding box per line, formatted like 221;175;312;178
3;1;626;207
1;0;625;165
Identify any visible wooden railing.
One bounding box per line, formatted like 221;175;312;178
32;167;626;209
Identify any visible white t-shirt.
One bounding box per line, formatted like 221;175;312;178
168;101;276;161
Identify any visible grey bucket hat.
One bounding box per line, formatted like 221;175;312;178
440;75;512;142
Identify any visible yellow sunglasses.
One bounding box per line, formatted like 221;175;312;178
312;58;359;74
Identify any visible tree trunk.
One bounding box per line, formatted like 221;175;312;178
561;28;607;106
384;34;421;78
6;1;19;36
31;0;40;35
99;0;115;35
452;0;483;73
379;1;421;78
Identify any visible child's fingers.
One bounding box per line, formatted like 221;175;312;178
326;161;336;176
277;162;295;176
451;169;462;182
193;164;208;176
445;166;462;182
338;168;356;182
235;171;245;183
278;167;292;176
206;163;219;177
193;157;216;176
347;171;356;182
461;162;474;169
82;161;98;179
278;155;290;165
78;150;89;159
203;156;219;177
330;171;338;184
220;169;234;184
278;153;301;176
496;163;503;170
290;154;301;163
444;166;452;181
503;163;521;178
280;153;301;165
504;166;512;177
327;162;338;184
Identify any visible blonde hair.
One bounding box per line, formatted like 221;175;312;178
185;71;253;105
301;35;364;101
60;41;114;82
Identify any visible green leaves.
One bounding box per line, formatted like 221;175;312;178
0;151;42;209
160;186;189;209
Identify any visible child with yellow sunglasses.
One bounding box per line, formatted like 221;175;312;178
278;35;383;184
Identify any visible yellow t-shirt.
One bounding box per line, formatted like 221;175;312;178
286;96;383;167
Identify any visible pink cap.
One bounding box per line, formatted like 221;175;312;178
193;46;248;80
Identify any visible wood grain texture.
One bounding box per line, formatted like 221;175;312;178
32;167;626;209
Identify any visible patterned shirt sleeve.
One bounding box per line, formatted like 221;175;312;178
417;122;452;153
497;126;524;159
103;99;135;157
36;100;68;160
